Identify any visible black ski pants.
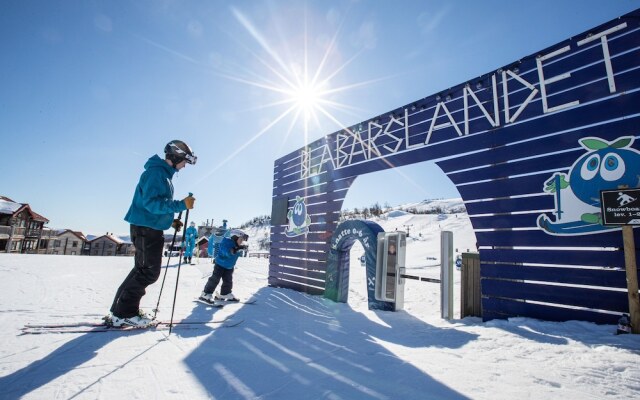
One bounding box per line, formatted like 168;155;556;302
203;264;234;295
110;225;164;318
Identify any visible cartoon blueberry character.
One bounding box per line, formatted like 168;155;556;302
286;196;311;237
290;196;307;227
544;136;640;224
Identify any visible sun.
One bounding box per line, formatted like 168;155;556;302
196;7;385;181
287;78;326;118
292;83;320;113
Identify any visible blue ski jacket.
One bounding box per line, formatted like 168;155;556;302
124;155;187;231
184;226;197;256
215;237;240;269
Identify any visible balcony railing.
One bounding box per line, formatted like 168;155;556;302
0;226;26;237
25;228;41;237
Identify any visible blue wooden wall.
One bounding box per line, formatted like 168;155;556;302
269;9;640;324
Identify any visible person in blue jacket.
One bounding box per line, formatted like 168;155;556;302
199;229;248;303
183;221;198;264
110;140;196;327
208;219;228;263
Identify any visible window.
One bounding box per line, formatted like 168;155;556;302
54;240;61;247
72;241;77;248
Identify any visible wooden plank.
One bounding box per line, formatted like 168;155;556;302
480;248;624;268
270;247;328;262
270;240;330;252
481;263;629;288
622;225;640;333
461;252;481;318
271;231;334;243
470;213;544;229
464;195;553;215
482;279;628;312
268;263;327;281
445;124;640;185
268;273;326;295
274;174;355;196
270;255;327;271
437;90;640;172
268;278;325;295
473;255;481;316
447;151;577;186
270;220;337;235
475;229;638;249
481;297;619;325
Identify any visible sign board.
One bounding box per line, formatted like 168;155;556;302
270;9;640;325
601;188;640;225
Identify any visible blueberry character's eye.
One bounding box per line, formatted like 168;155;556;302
580;154;600;180
600;152;625;181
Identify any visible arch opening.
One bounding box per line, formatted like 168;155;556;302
324;219;394;311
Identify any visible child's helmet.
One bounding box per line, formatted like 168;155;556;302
229;229;249;241
165;140;197;165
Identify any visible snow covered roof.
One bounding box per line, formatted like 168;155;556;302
90;234;124;244
0;197;49;223
56;229;87;241
0;199;22;214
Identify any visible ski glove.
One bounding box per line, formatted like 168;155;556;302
232;245;248;254
172;219;183;232
183;195;196;209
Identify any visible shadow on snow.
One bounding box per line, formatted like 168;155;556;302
183;286;477;400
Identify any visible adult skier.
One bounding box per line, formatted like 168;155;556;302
183;221;198;264
109;140;196;327
199;229;248;303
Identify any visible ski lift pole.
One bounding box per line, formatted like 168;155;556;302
153;210;183;320
554;174;563;220
169;193;192;334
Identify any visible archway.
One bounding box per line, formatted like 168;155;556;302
324;219;393;311
269;12;640;325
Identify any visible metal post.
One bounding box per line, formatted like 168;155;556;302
440;231;453;320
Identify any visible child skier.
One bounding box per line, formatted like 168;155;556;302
109;140;196;327
183;221;197;264
199;229;248;303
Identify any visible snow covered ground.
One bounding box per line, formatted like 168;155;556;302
1;208;639;399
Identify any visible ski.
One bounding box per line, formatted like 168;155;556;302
215;298;257;306
23;316;233;329
194;298;225;307
194;298;257;307
20;318;243;335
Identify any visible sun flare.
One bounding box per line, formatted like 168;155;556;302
288;80;325;116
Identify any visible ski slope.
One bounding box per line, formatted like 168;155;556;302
0;208;638;399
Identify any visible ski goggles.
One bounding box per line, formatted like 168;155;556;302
183;153;197;165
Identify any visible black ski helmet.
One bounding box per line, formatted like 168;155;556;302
164;140;197;166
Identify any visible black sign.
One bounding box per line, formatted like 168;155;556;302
600;188;640;225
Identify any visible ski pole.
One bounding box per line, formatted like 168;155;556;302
152;210;183;320
169;192;192;334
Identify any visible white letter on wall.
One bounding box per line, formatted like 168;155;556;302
536;46;579;113
577;22;627;94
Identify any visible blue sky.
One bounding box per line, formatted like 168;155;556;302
1;0;637;235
